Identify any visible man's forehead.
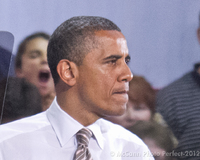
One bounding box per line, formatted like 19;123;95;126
95;30;127;46
80;30;130;65
95;30;125;39
92;31;129;58
117;38;128;55
94;30;127;49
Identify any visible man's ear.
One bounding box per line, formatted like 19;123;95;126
197;27;200;44
57;59;78;86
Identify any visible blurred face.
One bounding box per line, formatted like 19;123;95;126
143;138;166;160
76;30;133;117
106;100;152;128
16;37;55;97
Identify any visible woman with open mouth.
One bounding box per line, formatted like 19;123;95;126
15;32;55;111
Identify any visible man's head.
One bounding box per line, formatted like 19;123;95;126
47;16;133;125
47;16;121;85
15;32;55;99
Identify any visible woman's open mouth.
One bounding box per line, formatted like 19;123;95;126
39;70;50;83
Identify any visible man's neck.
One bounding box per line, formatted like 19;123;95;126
56;91;100;126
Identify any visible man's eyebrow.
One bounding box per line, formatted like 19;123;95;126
103;55;122;61
125;55;131;60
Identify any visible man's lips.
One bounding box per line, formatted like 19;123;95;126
112;88;129;103
113;90;128;94
112;87;129;94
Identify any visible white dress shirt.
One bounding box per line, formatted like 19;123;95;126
0;98;154;160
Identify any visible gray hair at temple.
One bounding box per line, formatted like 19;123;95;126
47;16;121;85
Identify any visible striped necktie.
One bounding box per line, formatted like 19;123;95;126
73;128;93;160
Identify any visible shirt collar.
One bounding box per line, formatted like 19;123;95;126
87;119;104;149
46;97;104;149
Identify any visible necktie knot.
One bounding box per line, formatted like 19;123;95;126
73;128;93;160
76;128;92;147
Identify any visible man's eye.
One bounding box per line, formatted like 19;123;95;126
125;58;130;64
107;59;117;64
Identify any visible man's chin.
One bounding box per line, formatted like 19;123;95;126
103;106;126;118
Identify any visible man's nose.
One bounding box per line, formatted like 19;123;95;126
118;63;133;82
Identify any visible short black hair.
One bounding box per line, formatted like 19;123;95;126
47;16;121;85
15;32;50;69
0;77;42;124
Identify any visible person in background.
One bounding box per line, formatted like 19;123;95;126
156;13;200;160
0;77;42;124
0;31;15;82
0;16;153;160
105;75;157;128
128;121;175;160
15;32;55;111
0;47;15;82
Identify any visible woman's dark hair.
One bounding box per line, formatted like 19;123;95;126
15;32;50;69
